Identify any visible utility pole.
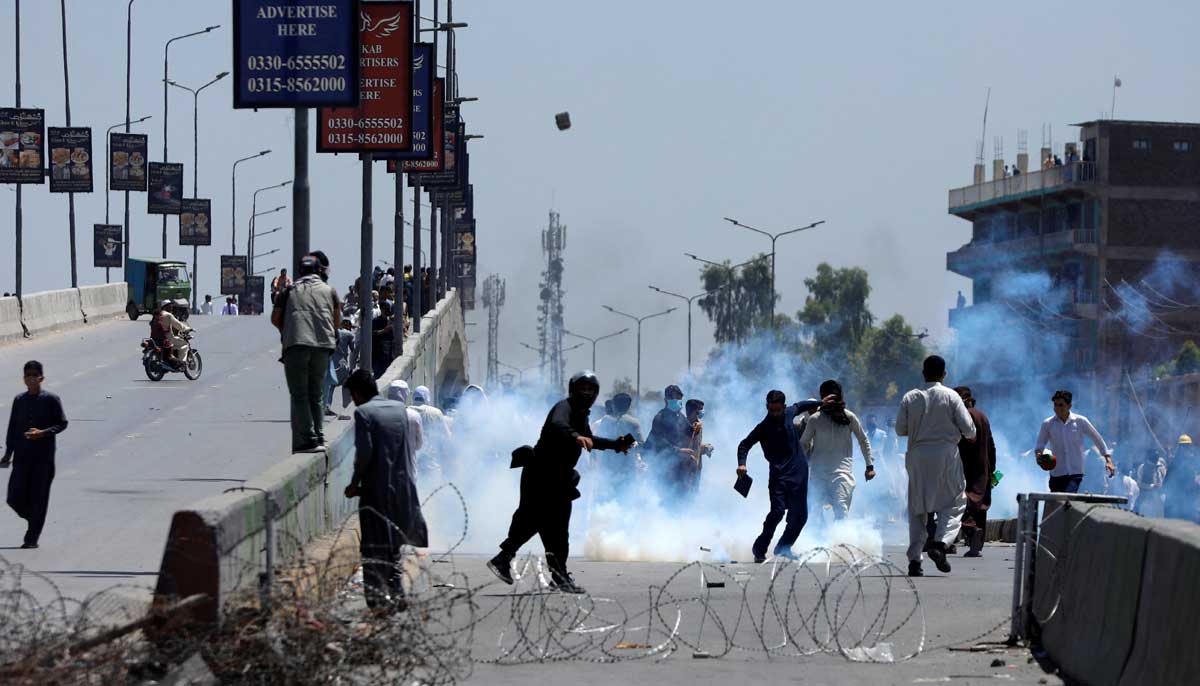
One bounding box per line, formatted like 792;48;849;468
724;217;825;327
13;0;22;298
59;0;77;288
538;210;567;389
482;273;505;387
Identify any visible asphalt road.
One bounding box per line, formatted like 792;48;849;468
454;546;1063;686
0;315;299;604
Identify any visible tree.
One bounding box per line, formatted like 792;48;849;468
696;255;774;344
851;315;927;401
798;263;874;354
1176;340;1200;375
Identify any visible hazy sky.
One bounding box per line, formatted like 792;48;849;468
2;1;1199;393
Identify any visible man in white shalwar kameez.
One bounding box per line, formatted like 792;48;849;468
895;356;976;577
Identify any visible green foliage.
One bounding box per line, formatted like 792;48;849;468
696;255;774;344
850;315;928;401
798;263;874;353
1156;340;1200;378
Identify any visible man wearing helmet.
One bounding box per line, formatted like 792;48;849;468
488;371;635;594
150;300;192;367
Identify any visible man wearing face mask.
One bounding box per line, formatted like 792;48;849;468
489;371;634;593
645;385;693;502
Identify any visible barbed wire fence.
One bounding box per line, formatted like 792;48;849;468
0;481;1039;684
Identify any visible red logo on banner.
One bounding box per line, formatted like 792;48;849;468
318;1;413;152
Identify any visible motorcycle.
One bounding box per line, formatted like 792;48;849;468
141;331;202;381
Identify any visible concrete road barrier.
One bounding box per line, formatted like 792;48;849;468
0;295;25;341
79;283;129;320
20;288;85;336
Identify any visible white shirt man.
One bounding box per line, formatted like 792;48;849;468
220;299;239;316
1034;390;1112;493
200;296;214;316
895;356;976;577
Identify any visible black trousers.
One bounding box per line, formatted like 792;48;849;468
500;467;573;570
1049;474;1083;493
753;476;809;558
6;455;55;546
359;506;403;607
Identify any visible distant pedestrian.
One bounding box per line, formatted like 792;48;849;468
201;294;214;316
1033;390;1113;493
272;255;340;453
895;355;976;577
344;370;427;611
954;386;995;557
386;380;425;459
1134;449;1166;517
220;297;238;316
270;268;292;304
325;317;357;416
2;361;69;549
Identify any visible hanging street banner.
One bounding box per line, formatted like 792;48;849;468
242;275;266;314
48;127;93;193
408;103;457;185
179;198;213;246
110;132;148;191
0;108;45;184
392;77;442;173
318;1;414;153
93;224;123;268
221;254;249;295
376;42;433;162
233;0;361;109
147;162;184;214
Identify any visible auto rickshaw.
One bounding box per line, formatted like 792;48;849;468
125;257;192;320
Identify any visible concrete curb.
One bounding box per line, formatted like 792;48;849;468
0;296;26;342
0;283;129;345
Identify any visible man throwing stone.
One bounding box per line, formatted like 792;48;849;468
896;356;976;577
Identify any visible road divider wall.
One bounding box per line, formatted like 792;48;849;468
154;289;467;624
0;296;25;341
78;283;129;320
0;283;131;343
1032;502;1200;686
19;288;85;336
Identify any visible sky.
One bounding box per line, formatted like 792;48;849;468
2;0;1199;393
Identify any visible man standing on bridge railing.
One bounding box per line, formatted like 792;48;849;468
2;360;69;549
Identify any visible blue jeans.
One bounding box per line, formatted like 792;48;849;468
1049;474;1083;493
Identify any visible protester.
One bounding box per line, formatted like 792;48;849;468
371;300;395;379
488;372;633;593
270;268;291;304
676;399;713;505
1112;462;1141;511
2;361;68;549
799;379;874;520
591;392;645;503
410;385;453;477
1033;390;1113;493
1134;449;1167;517
1164;435;1200;522
737;390;826;562
645;384;692;500
954;386;996;558
272;255;340;453
325;317;357;417
220;296;238;316
200;294;214;316
895;355;976;577
343;370;427;611
386;380;425;459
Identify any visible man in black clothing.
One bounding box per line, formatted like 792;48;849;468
2;361;69;549
489;371;633;593
645;384;692;502
737;390;824;562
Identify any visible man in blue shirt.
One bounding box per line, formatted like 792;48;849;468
737;390;824;562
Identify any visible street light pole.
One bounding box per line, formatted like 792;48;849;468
723;217;825;328
59;0;78;288
12;0;19;297
602;305;675;402
564;327;629;372
123;0;134;276
249;180;290;274
648;285;725;371
232;150;271;255
248;204;286;276
162;25;219;258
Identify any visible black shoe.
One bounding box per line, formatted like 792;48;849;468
963;550;982;558
908;561;923;577
20;542;38;549
927;543;952;573
753;555;767;564
550;570;586;594
487;554;514;585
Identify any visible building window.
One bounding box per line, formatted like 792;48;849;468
1174;141;1192;152
1133;138;1151;151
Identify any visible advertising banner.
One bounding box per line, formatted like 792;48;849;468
147;162;184;214
110;133;148;191
376;42;433;162
409;107;458;185
452;219;476;260
317;1;414;153
48;127;93;193
242;275;266;314
0;108;45;184
179;198;213;246
393;78;442;173
233;0;360;109
220;255;249;295
93;224;123;268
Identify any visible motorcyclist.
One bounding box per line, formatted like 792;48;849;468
150;300;192;367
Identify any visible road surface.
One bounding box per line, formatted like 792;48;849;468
0;315;305;604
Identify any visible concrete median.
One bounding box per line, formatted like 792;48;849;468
0;295;25;341
19;288;85;336
78;283;129;320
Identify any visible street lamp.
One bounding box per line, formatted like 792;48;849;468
648;285;727;371
498;361;537;381
254;225;282;239
248;202;287;275
253;265;277;276
232;149;271;254
253;248;279;261
564;327;629;372
122;0;137;270
167;71;228;313
602;305;676;402
723;217;825;327
161;24;220;257
250;179;291;272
